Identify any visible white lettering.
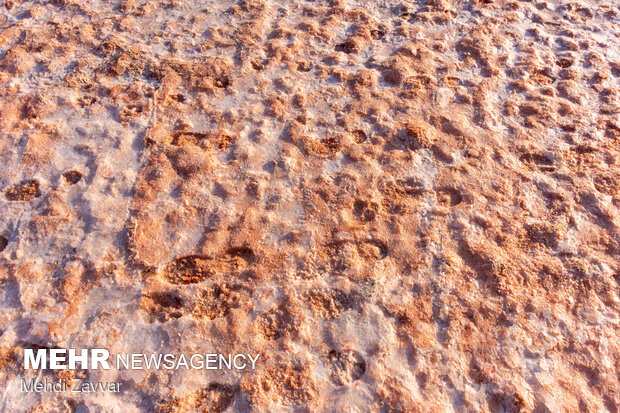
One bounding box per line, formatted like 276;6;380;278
91;349;110;370
21;378;35;391
131;354;143;370
247;354;260;370
176;354;189;369
219;354;231;369
190;354;204;369
206;354;217;370
116;354;130;369
68;349;89;369
49;349;67;370
233;354;246;369
163;354;175;369
24;349;46;370
144;354;163;370
72;378;83;392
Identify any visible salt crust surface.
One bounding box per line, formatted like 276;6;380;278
0;0;618;412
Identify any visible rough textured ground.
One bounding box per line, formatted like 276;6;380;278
0;0;619;412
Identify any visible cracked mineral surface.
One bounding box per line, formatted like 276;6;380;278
0;0;619;412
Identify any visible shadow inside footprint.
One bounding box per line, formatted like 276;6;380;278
5;180;41;201
326;349;366;385
163;255;214;284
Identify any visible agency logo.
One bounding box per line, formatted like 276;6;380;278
21;348;260;393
